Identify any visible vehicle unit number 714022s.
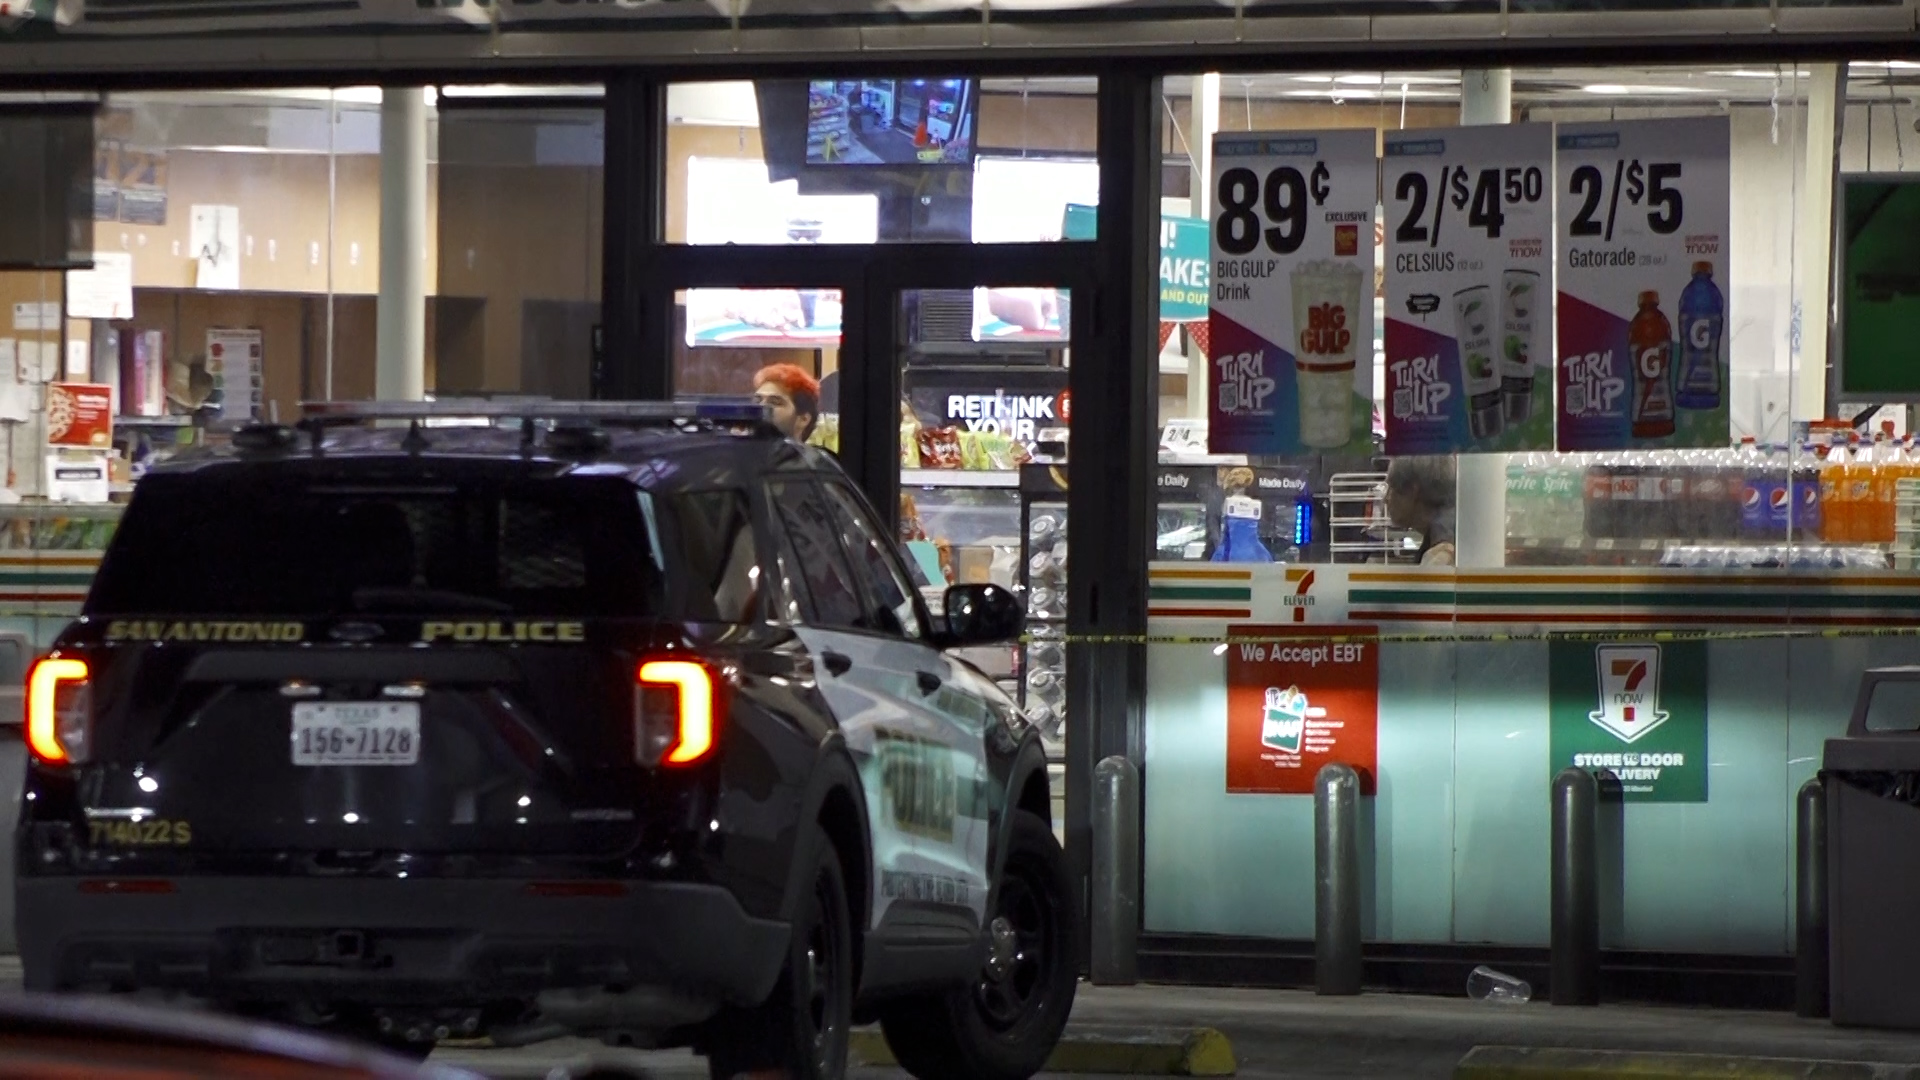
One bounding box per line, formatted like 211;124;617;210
290;702;421;766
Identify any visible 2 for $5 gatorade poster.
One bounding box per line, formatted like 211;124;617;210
1555;116;1731;452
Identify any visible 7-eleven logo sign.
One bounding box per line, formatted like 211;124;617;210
1588;644;1670;744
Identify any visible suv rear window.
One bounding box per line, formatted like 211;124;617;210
88;471;662;618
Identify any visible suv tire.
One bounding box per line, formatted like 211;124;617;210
880;811;1078;1080
706;833;853;1080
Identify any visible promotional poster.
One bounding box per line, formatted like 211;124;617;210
1383;123;1556;456
1549;639;1709;802
1225;627;1379;795
1207;129;1377;457
1554;116;1731;452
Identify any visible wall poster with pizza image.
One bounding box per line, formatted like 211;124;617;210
44;382;113;449
1225;625;1379;795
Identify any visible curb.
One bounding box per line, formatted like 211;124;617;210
1456;1045;1920;1079
851;1026;1236;1076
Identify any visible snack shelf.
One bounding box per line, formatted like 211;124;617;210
901;469;1020;489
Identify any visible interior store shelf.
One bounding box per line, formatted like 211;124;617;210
902;468;1020;489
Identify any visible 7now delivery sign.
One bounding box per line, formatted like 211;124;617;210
1549;640;1709;802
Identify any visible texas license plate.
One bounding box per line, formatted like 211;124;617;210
291;702;421;766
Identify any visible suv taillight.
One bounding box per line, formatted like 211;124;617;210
634;659;718;765
27;656;91;765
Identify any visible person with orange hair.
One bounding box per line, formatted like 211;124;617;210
751;363;820;442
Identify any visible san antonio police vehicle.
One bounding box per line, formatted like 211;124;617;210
15;399;1076;1080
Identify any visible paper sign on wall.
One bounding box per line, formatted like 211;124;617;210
1383;123;1556;455
1207;130;1378;457
207;327;263;420
66;252;135;321
1225;626;1379;795
1555;117;1732;452
12;302;59;332
190;204;241;291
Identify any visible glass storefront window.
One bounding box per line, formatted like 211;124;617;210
1137;62;1920;963
0;84;603;652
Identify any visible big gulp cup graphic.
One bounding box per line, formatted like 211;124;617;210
1262;685;1309;753
1588;644;1671;744
1290;260;1362;449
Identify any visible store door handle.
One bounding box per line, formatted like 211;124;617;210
821;651;853;677
917;671;943;696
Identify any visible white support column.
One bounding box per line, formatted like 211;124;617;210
1188;73;1221;418
376;86;429;402
1453;70;1513;568
1795;64;1843;423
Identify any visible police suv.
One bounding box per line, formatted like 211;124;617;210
15;400;1076;1080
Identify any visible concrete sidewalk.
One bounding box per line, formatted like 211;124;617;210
1057;984;1920;1077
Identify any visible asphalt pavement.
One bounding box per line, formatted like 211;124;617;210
11;955;1920;1079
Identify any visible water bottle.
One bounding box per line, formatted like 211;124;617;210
1690;446;1728;542
1466;965;1533;1004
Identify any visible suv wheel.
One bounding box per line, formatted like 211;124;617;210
880;811;1078;1080
707;833;853;1080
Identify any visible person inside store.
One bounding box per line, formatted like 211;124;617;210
1385;455;1457;566
751;363;820;442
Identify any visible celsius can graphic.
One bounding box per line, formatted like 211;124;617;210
1453;285;1504;442
1499;269;1541;425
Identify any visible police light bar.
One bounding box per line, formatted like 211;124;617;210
298;398;773;427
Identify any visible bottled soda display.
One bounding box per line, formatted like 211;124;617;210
1791;445;1824;542
1585;455;1615;540
1629;291;1677;440
1676;262;1725;411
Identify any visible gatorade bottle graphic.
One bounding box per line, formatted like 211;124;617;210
1676;262;1724;411
1629;290;1676;440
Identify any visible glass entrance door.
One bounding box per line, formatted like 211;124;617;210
891;284;1077;837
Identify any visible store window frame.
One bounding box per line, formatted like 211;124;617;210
602;71;1163;953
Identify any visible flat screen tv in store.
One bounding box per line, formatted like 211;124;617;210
805;79;977;168
0;104;96;270
1839;175;1920;399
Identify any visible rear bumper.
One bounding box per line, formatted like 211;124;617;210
16;875;788;1008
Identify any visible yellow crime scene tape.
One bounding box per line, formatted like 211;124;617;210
1019;624;1920;647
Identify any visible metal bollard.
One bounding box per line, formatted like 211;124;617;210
1551;766;1600;1006
1090;755;1140;985
1796;775;1830;1019
1315;763;1362;996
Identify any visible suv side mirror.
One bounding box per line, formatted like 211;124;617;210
940;583;1024;647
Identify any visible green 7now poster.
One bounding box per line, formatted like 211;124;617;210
1549;639;1708;803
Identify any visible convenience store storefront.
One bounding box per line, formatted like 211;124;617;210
3;6;1920;995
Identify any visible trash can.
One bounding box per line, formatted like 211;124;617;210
1824;666;1920;1029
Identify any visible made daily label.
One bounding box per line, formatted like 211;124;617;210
1207;129;1377;457
1555;116;1732;452
1383;123;1556;456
